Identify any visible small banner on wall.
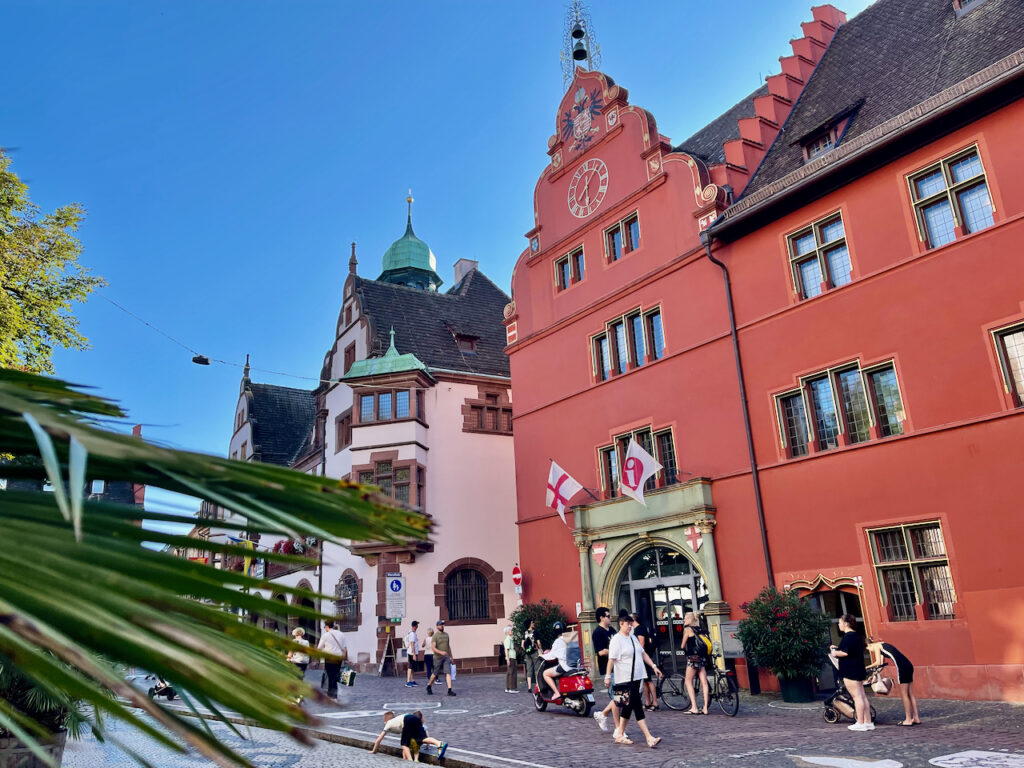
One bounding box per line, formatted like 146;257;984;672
546;461;583;526
619;439;662;507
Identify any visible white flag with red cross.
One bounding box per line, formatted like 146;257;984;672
619;438;663;507
545;461;583;527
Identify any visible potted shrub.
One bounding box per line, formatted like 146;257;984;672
0;663;86;767
736;586;830;702
509;600;569;657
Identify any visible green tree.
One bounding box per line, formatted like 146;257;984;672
509;600;569;652
736;586;830;680
0;150;104;373
0;369;431;766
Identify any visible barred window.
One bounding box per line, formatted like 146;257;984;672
335;574;359;631
869;522;955;621
444;568;489;621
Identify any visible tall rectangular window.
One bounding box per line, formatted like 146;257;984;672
607;227;623;261
808;376;840;450
994;324;1024;407
645;310;664;361
572;249;585;282
344;343;356;374
378;392;393;421
335;410;352;450
835;368;871;444
556;248;584;291
780;392;809;457
611;321;628;375
867;365;905;436
629;313;645;367
556;257;572;291
870;523;955;621
396;391;410;419
788;213;851;300
600;446;619;498
910;148;994;249
655;429;678;486
594;335;611;381
625;216;640;252
360;395;374;422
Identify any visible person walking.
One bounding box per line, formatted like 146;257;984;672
591;607;620;733
423;627;435;682
868;639;920;726
317;619;348;697
632;612;659;710
503;625;519;693
831;613;872;732
286;627;310;676
522;619;543;692
426;620;456;696
405;621;421;688
680;612;710;715
606;611;662;748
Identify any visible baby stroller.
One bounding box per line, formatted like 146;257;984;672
147;677;177;701
823;658;882;724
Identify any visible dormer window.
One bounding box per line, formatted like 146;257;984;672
953;0;987;18
804;131;836;161
455;334;478;353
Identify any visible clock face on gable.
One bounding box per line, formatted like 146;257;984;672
567;158;609;218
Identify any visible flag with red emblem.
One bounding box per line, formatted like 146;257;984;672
619;438;663;507
545;461;583;527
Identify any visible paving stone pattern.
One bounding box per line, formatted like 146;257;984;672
110;670;1023;767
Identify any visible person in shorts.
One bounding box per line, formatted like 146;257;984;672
370;710;448;761
426;620;456;696
590;607;619;732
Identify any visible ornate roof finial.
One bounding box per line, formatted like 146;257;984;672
405;189;415;235
561;1;601;89
385;326;399;357
243;353;250;378
349;241;358;275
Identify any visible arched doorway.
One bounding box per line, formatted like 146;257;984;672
793;580;867;689
294;580;318;647
613;545;709;675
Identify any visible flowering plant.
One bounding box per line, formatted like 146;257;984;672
736;586;830;680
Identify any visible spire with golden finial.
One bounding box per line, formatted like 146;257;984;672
405;189;415;235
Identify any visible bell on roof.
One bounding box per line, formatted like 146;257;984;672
572;40;587;61
571;21;585;39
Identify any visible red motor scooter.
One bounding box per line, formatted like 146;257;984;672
533;664;595;717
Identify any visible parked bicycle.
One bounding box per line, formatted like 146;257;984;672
657;654;739;716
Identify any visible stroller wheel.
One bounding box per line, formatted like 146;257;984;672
869;705;876;722
823;706;840;724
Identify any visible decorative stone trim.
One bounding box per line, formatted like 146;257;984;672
461;385;513;435
434;557;504;626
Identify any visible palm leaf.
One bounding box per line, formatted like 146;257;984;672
0;370;432;766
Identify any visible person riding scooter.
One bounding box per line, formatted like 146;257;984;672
541;622;573;701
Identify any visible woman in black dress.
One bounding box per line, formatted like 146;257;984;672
869;640;920;725
830;614;872;731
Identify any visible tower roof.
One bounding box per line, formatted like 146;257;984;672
378;194;443;291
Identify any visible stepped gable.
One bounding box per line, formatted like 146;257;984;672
353;267;511;378
675;85;769;166
248;383;316;466
744;0;1024;196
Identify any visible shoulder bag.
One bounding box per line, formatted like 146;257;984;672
612;636;636;708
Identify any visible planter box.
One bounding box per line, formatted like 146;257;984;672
0;731;67;768
778;676;815;703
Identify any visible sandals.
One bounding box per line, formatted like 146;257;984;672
898;722;917;727
613;734;633;745
647;737;662;749
684;710;700;715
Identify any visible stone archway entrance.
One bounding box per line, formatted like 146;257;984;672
613;546;711;675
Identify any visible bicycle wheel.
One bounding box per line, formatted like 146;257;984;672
658;672;690;711
716;675;739;716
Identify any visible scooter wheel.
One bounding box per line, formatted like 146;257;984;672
823;706;840;724
583;702;594;718
534;693;547;712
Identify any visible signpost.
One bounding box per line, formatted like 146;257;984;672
385;572;406;620
512;565;523;595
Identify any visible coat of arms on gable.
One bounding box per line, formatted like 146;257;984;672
561;86;604;153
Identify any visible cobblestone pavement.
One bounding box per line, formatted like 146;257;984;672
64;714;407;767
123;670;1024;768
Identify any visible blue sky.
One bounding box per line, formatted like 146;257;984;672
4;0;872;520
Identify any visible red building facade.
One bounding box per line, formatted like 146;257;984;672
506;0;1024;701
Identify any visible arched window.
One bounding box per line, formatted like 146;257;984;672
444;568;488;621
335;574;359;631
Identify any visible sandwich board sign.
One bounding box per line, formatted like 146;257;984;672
386;572;406;619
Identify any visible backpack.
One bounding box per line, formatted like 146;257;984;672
695;631;712;659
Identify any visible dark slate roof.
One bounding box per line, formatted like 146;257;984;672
248;383;316;466
744;0;1024;195
354;267;511;378
675;85;768;165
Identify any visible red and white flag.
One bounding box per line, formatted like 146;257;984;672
619;438;663;507
545;461;583;526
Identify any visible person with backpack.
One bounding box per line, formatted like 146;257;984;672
521;619;543;692
680;612;710;715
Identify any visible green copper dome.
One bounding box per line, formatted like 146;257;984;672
378;196;443;291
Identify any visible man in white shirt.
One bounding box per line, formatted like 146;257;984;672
318;619;348;697
405;621;421;688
